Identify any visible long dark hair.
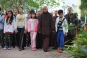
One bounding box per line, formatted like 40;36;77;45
31;12;37;19
6;10;14;24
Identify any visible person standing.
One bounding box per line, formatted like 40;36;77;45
36;9;42;49
38;6;53;52
0;7;4;48
14;10;19;18
12;10;19;48
15;7;26;51
55;10;68;53
51;10;58;49
4;10;16;50
26;12;38;51
65;7;78;45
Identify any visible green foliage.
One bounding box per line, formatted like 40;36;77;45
80;0;87;18
66;28;87;58
0;0;39;10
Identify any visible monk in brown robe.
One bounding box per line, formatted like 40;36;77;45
38;6;53;52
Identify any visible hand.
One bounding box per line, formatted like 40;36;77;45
39;31;41;33
65;33;67;36
15;30;18;33
52;31;55;33
24;30;27;34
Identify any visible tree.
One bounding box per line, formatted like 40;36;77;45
0;0;39;10
34;0;60;8
80;0;87;18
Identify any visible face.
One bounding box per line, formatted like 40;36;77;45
42;6;48;13
68;7;72;14
28;12;31;18
37;10;42;16
19;8;23;14
14;11;18;16
31;13;36;18
59;13;63;18
8;12;12;17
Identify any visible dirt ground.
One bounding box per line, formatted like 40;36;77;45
0;47;70;58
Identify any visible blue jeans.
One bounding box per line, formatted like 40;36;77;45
57;30;64;50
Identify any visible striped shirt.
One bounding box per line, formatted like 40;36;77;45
57;19;63;30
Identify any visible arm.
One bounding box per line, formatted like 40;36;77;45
64;19;68;33
25;17;27;30
15;15;18;33
55;17;58;32
38;15;42;33
13;18;16;31
50;14;54;32
0;16;5;23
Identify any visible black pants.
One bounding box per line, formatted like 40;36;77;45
0;29;4;47
5;34;13;47
17;28;24;49
12;33;16;48
23;34;26;47
27;33;31;46
36;32;42;49
16;33;19;47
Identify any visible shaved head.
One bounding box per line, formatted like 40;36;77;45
42;5;48;13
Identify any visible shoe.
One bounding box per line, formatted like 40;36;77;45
32;48;36;51
57;49;63;53
19;49;22;51
4;45;7;50
44;49;47;52
8;46;11;50
22;48;25;50
52;47;57;49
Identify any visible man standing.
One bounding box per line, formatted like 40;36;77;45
51;10;58;49
39;6;53;52
15;7;26;51
65;7;78;45
36;9;42;49
0;7;4;48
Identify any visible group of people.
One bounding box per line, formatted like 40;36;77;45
0;6;79;53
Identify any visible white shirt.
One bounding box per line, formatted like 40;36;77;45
30;19;35;31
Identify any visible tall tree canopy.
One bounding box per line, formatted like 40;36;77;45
0;0;39;10
0;0;60;11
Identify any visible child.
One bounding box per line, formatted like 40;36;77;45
4;10;16;50
55;10;68;53
15;7;26;51
26;12;38;51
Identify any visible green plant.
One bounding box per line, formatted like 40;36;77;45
66;28;87;58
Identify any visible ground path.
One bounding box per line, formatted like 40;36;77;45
0;47;70;58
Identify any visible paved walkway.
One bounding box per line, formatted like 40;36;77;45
0;47;70;58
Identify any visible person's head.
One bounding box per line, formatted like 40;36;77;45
0;7;1;11
37;9;42;16
68;7;72;14
54;10;58;16
6;10;14;24
31;12;37;19
18;7;23;14
58;10;63;18
8;10;13;17
42;5;48;13
27;11;32;18
14;10;18;16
